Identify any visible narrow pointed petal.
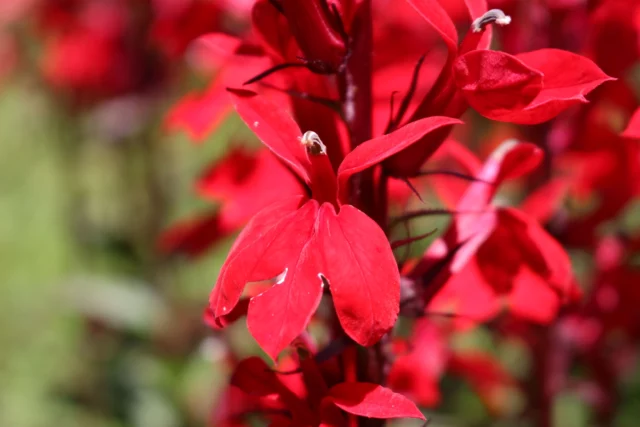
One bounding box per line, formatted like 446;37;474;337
459;49;614;124
509;49;615;124
247;232;324;361
209;196;307;319
197;148;306;227
463;0;491;49
158;212;231;258
166;56;271;141
317;204;400;346
228;89;312;183
231;357;283;396
388;319;448;406
404;0;458;55
325;382;425;420
454;50;543;118
519;178;569;224
231;357;315;423
503;208;578;299
337;117;462;203
457;140;543;211
508;268;561;323
166;85;233;141
622;108;640;139
186;33;244;71
280;0;347;72
427;258;501;328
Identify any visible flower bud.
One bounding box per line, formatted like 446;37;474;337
281;0;347;73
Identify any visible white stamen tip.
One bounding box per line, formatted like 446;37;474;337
472;9;511;33
301;130;327;155
496;15;511;26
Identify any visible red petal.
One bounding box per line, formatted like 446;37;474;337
252;0;295;61
519;178;569;224
210;196;307;319
280;0;347;71
228;89;312;183
463;0;491;50
445;141;542;269
166;56;270;141
622;107;640;139
388;320;447;406
197;148;305;227
317;204;400;346
508;268;561;323
165;84;232;141
204;299;249;330
337;117;462;203
247;222;324;361
489;49;613;124
429;139;483;209
158;212;231;258
186;33;244;72
427;258;500;328
405;0;458;55
504;208;576;298
325;382;425;420
231;357;315;423
458;140;543;211
231;357;282;397
454;50;543;119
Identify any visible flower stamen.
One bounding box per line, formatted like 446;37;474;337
301;131;327;155
471;9;512;33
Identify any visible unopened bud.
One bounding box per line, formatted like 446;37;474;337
301;131;327;155
471;9;511;33
281;0;347;73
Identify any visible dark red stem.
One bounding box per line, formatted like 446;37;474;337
339;0;376;220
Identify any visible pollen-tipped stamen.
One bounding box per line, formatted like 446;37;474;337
471;9;512;33
301;130;327;155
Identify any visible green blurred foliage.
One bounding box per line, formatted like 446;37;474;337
0;77;233;427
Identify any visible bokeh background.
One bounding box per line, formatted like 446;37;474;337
1;2;256;426
1;1;639;427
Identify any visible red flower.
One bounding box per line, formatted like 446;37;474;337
209;89;461;360
384;2;612;177
407;140;580;325
159;147;303;257
227;355;425;426
277;0;348;73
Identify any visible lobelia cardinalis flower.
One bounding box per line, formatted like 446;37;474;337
159;146;304;257
388;318;518;414
157;0;634;424
404;140;580;325
209;88;461;361
225;351;425;426
383;2;613;177
551;81;640;248
29;0;255;106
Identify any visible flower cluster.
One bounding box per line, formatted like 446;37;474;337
12;0;253;105
161;0;640;425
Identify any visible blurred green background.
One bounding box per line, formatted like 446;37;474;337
0;73;243;427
